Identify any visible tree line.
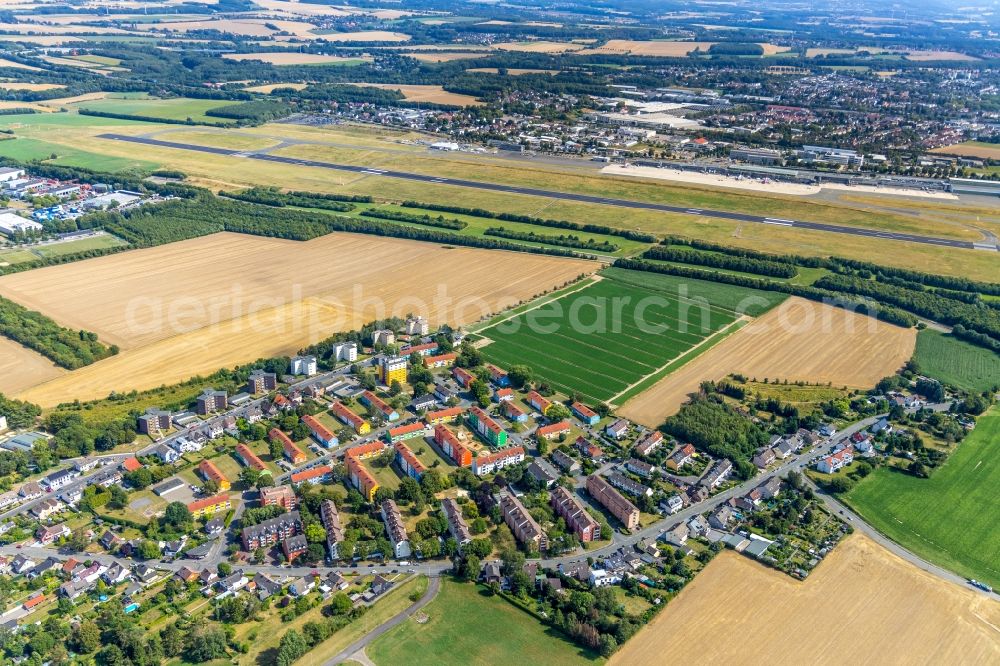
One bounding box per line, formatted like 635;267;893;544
221;187;366;212
613;258;918;328
359;208;468;230
814;274;1000;345
0;295;116;370
643;244;797;278
485;226;619;252
400;201;659;242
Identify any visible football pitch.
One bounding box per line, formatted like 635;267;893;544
478;268;784;403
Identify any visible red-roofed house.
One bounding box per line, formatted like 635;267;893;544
346;440;386;460
537;420;572;440
302;414;338;448
198;459;230;491
394;442;426;480
425;406;463;424
472;446;526;476
121;457;142;473
526;391;552;414
387;421;428;444
424;352;457;369
236;443;268;472
187;493;232;518
453;366;475;388
270;428;306;464
291;465;332;487
331;401;370;435
434;424;472;467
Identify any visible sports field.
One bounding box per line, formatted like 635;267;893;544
619;296;916;427
912;329;1000;393
613;534;1000;664
845;408;1000;588
3;232;593;406
478;268;784;403
369;580;598;665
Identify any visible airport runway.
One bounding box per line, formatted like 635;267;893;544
99;133;986;251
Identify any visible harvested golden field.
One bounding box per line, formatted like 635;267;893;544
243;82;308;93
320;31;410;42
931;142;1000;160
619;297;915;427
579;39;716;56
494;41;586;53
758;43;792;55
352;83;482;106
223;53;371;65
613;534;1000;665
252;0;353;16
407;51;489;63
7;232;594;405
0;57;41;70
136;19;317;38
0;82;63;91
0;100;54;112
0;337;65;396
0;35;83;45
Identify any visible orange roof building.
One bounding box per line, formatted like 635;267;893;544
346;456;379;502
526;391;552;414
302;414;338;447
536;420;572;440
236;443;268;472
197;459;230;491
424;352;457;369
121;457;142;473
425;406;463;424
187;493;232;518
290;464;332;486
270;428;306;464
346;440;386;460
394;441;427;480
387;421;428;444
331;401;371;434
434;424;472;467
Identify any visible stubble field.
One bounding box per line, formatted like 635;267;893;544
619;296;917;427
2;232;594;405
0;336;65;395
612;534;1000;665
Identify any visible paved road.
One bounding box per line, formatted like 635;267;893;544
98;133;986;251
323;576;440;666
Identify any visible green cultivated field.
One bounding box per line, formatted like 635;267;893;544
479;268;786;403
0;136;157;171
77;96;233;123
368;580;599;666
845;408;1000;588
912;329;1000;393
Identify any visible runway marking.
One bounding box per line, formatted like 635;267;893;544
94;133;978;251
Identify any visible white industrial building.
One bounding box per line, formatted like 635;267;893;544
0;212;42;236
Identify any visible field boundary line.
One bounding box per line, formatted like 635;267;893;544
609;315;750;406
470;275;601;332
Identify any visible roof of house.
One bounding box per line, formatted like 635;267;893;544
291;465;332;484
187;493;231;513
536;420;571;438
121;457;142;472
